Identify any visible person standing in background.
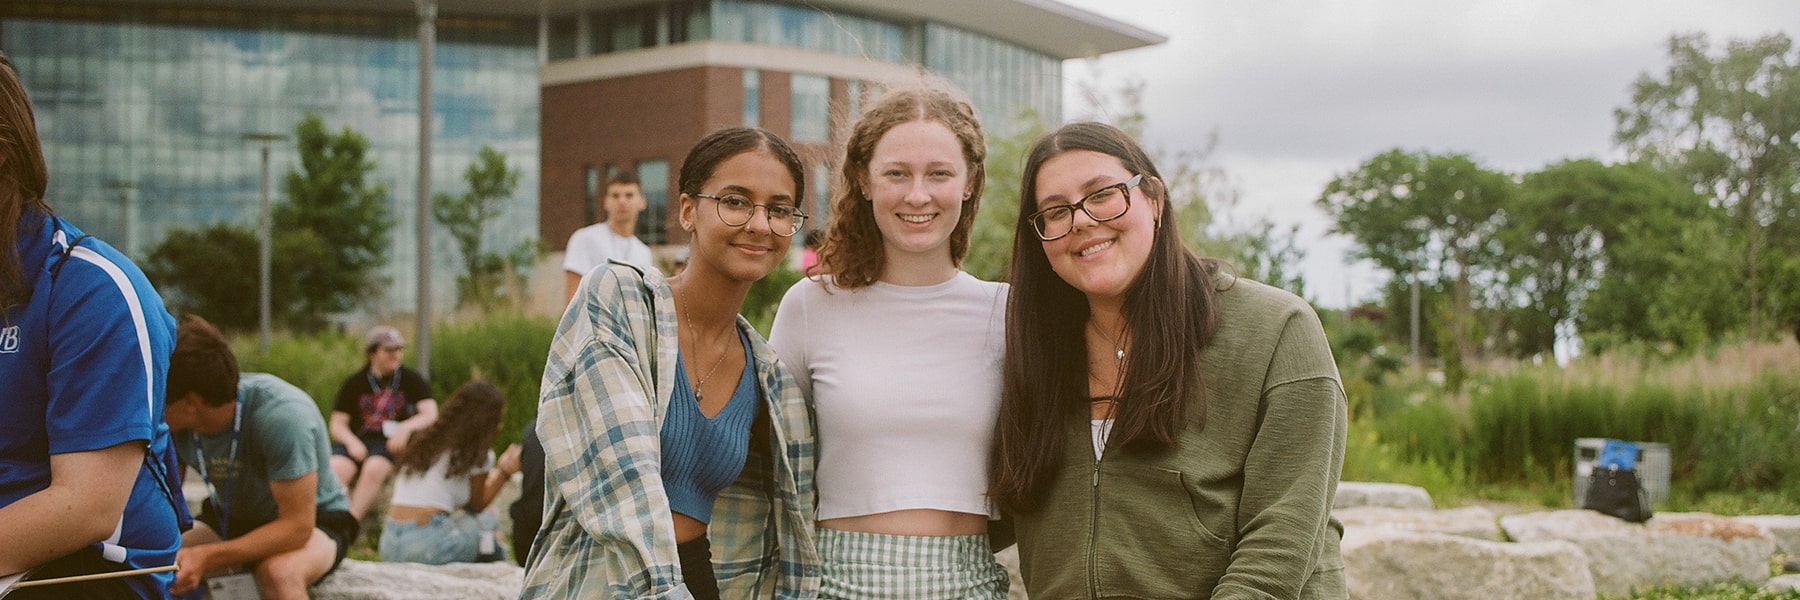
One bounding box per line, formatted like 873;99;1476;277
564;171;657;305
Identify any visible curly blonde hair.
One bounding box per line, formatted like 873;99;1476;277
816;78;986;289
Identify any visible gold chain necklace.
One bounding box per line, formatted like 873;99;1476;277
677;285;732;402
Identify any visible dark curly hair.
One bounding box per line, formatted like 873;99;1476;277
395;380;506;477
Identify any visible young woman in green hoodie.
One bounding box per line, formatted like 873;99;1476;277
991;121;1348;599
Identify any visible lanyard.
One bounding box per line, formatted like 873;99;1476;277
366;369;400;395
194;401;243;539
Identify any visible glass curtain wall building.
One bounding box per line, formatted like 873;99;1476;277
4;0;1158;318
0;3;540;316
549;0;1062;134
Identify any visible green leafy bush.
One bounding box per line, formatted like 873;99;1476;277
426;314;558;450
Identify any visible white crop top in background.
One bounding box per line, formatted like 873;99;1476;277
770;272;1007;520
389;450;496;512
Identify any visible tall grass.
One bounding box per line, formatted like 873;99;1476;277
1354;341;1800;508
427;314;557;449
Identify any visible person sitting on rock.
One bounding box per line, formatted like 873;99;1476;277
329;325;437;522
379;380;522;564
164;315;359;599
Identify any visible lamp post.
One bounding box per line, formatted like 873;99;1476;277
105;180;137;255
414;0;437;377
243;132;287;353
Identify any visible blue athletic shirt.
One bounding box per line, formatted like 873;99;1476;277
0;213;183;599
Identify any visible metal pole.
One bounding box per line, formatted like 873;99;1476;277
1410;271;1421;366
242;133;286;353
415;0;436;378
258;144;273;352
106;180;137;255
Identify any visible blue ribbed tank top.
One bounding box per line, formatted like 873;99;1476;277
662;328;760;523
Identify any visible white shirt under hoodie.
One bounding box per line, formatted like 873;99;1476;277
770;272;1008;520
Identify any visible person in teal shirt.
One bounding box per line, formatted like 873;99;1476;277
164;315;360;599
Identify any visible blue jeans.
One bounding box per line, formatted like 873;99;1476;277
378;510;503;564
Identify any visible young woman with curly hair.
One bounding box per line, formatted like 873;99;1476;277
379;380;521;564
770;78;1009;598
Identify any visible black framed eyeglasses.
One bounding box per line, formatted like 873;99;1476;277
1027;173;1143;241
692;193;808;237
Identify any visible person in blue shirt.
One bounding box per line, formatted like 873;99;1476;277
0;50;185;599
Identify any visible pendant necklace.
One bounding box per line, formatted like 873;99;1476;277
678;284;731;402
1088;319;1128;402
1089;320;1127;363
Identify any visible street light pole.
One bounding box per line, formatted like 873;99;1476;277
415;0;437;378
106;180;137;255
243;132;287;353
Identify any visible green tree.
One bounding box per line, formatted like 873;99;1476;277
964;73;1306;293
1317;149;1512;368
1615;33;1800;339
965;108;1049;282
276;114;392;330
1074;76;1307;295
1494;159;1618;357
1576;164;1742;353
433;146;526;310
144;223;260;330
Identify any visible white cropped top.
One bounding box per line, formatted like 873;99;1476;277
389;450;495;512
770;273;1008;520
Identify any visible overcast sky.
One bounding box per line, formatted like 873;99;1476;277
1052;0;1800;308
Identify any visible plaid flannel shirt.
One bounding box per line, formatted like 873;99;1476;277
521;262;820;599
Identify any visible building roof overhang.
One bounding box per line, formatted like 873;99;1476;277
27;0;1164;59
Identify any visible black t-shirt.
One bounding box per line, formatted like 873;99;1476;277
332;365;433;438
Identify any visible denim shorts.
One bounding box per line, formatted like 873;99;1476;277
378;509;503;565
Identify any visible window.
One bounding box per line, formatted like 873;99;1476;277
584;164;600;224
811;162;831;231
790;73;829;143
547;16;577;60
637;159;670;244
742;68;760;127
846;79;863;120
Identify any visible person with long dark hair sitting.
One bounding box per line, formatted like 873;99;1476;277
380;380;522;564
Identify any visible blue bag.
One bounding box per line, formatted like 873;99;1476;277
1595;439;1639;471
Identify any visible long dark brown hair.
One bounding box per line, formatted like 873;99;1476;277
816;79;986;289
0;51;52;311
990;122;1223;515
396;380;506;477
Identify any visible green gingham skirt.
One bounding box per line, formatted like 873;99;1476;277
817;528;1010;600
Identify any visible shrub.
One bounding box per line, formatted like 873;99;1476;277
428;314;558;451
237;315;557;452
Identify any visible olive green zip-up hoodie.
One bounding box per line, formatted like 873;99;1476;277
1014;276;1348;599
